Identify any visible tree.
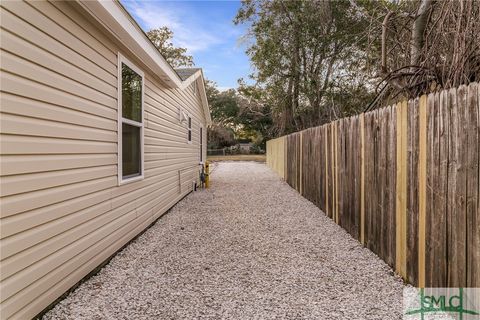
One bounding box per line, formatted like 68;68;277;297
205;79;273;148
235;0;374;135
146;27;194;67
207;123;235;149
367;0;480;101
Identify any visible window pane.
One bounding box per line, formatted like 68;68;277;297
122;63;142;122
122;124;141;178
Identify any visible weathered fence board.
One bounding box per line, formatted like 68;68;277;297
466;83;479;287
266;82;480;287
407;98;419;285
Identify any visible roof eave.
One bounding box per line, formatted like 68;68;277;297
77;0;183;88
192;70;212;126
76;0;211;125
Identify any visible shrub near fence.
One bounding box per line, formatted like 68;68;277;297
266;83;479;288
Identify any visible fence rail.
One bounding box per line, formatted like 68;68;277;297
266;82;479;288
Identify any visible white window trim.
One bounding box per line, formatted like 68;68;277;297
187;115;192;144
118;53;145;185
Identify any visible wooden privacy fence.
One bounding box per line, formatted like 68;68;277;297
266;82;479;288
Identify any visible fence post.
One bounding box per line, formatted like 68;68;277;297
418;95;427;288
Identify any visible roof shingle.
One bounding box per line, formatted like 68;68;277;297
175;68;201;81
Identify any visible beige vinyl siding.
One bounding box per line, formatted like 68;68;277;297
0;1;208;319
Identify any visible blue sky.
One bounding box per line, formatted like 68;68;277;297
121;0;253;90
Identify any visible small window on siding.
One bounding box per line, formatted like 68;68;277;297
118;54;144;184
188;116;192;143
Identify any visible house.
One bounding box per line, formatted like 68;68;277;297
0;1;211;318
237;139;253;153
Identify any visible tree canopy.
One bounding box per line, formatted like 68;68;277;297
234;0;376;135
234;0;480;136
146;27;194;68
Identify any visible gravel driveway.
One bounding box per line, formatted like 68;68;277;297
44;162;405;320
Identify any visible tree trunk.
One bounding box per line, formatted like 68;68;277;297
410;0;433;67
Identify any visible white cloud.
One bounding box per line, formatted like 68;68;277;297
125;1;222;54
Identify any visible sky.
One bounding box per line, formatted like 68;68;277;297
121;0;253;91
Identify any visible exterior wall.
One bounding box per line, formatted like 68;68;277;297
0;1;208;319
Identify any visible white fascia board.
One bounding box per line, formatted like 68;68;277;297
77;0;183;88
190;71;212;126
198;77;212;126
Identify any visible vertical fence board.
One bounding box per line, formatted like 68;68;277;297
328;124;334;219
388;105;397;269
447;87;462;287
365;111;376;253
418;94;428;288
334;121;339;224
360;114;365;245
450;86;468;288
396;102;407;276
407;98;419;286
353;116;361;240
378;108;387;262
318;126;325;212
466;83;479;287
374;110;381;257
324;125;329;215
426;91;448;287
439;90;449;286
337;120;344;227
425;92;435;287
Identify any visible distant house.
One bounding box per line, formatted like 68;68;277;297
237;139;253;153
0;1;211;318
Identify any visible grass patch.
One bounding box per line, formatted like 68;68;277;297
207;154;266;162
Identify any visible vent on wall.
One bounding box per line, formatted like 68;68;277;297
179;107;188;124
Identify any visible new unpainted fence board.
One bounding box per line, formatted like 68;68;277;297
418;94;428;288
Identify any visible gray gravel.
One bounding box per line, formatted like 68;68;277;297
43;162;405;320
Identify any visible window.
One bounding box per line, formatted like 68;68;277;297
200;127;203;162
187;116;192;143
118;54;144;184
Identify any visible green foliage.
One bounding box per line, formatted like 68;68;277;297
235;0;376;136
146;27;194;68
207;123;235;149
205;79;273;149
